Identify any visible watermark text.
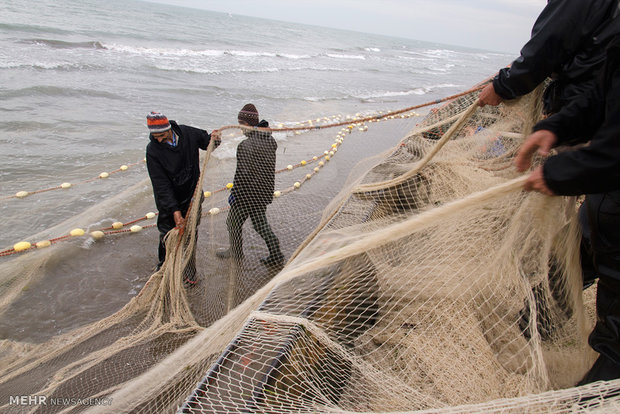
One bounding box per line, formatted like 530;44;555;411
9;395;113;407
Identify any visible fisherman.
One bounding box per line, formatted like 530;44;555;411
478;0;620;114
480;0;620;341
216;104;284;270
515;35;620;383
145;112;220;285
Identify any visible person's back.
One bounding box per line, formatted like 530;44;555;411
217;104;284;269
233;120;277;207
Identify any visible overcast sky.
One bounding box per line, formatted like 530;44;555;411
145;0;546;53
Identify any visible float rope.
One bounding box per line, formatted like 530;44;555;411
1;86;486;257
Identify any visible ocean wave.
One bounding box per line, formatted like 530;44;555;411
0;61;101;72
103;44;315;61
19;38;106;50
424;63;456;73
2;86;122;100
276;53;312;60
225;50;277;58
104;43;225;57
153;64;280;74
0;22;70;35
402;49;459;59
3;120;59;132
325;53;366;60
152;64;355;75
352;84;461;101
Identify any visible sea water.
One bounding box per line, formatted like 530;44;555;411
0;0;514;341
0;0;513;248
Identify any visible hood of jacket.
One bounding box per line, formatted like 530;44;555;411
243;119;270;137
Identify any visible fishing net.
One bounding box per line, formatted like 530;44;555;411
1;81;619;414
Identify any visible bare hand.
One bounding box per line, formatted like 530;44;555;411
478;83;503;107
211;130;222;148
515;129;557;172
523;166;554;195
173;210;185;228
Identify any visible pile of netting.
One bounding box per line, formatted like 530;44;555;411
2;81;620;414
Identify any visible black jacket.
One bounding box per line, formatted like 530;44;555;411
533;36;620;196
493;0;619;112
146;120;213;215
231;120;277;206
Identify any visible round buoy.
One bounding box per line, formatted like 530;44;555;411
294;182;301;189
319;161;325;167
36;240;51;249
300;160;307;166
325;155;331;161
274;191;282;198
14;241;31;252
61;182;72;189
146;212;156;219
120;165;128;171
306;174;312;179
91;231;105;240
130;225;142;233
15;191;29;198
314;167;320;173
99;172;109;179
203;191;212;198
209;208;220;215
112;222;123;229
226;183;233;189
70;228;85;237
287;165;293;170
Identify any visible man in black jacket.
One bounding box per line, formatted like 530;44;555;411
479;0;620;114
515;36;620;383
217;104;284;269
146;112;220;282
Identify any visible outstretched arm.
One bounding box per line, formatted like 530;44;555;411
493;0;600;100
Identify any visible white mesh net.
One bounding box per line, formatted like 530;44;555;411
1;82;619;413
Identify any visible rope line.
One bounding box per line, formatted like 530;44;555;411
0;159;146;201
211;85;484;137
1;86;487;258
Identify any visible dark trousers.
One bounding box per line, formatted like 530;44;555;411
227;201;282;260
157;200;200;276
579;192;620;383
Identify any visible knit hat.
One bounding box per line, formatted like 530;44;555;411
238;103;259;126
146;111;171;133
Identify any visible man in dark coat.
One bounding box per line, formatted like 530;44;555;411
217;104;284;269
479;0;620;114
145;112;220;282
515;36;620;383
